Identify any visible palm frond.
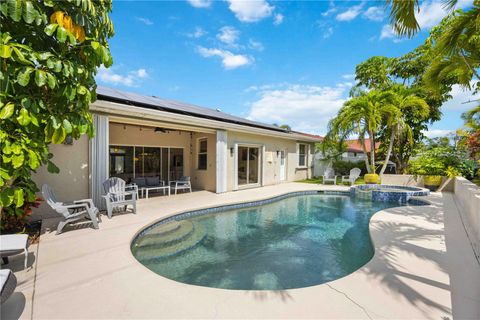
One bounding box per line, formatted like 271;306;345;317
387;0;420;38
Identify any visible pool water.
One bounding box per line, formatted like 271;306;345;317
132;194;423;290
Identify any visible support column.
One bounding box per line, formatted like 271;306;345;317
216;130;228;193
89;114;109;209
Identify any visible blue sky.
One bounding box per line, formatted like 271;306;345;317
96;0;478;137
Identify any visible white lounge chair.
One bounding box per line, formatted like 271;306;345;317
342;168;362;185
103;177;137;219
323;168;337;185
0;269;16;304
170;176;192;195
42;184;100;234
0;234;28;269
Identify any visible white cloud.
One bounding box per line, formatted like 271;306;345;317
379;24;403;42
342;74;355;80
363;6;384;22
96;66;148;87
136;69;148;78
187;26;207;38
336;4;363;21
217;26;240;46
323;27;333;39
322;7;337;17
442;83;480;112
273;13;284;25
135;17;153;25
248;39;264;51
187;0;211;8
247;83;352;134
226;0;274;22
423;129;455;138
197;46;252;69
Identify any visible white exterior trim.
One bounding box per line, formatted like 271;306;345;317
216;130;228;193
89;114;109;209
91;100;320;142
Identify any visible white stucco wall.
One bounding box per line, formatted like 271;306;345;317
454;177;480;261
226;131;314;191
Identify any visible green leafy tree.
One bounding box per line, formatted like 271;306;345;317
323;90;401;173
0;0;114;229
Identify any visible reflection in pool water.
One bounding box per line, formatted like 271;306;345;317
131;194;424;290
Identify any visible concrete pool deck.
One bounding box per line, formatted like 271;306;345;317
2;183;479;319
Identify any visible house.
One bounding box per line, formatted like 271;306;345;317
341;139;380;162
32;86;321;209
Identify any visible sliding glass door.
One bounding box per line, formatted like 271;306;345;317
109;145;184;183
237;146;260;186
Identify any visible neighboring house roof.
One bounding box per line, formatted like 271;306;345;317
345;139;380;153
96;86;287;133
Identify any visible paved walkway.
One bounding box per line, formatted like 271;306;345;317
2;183;479;319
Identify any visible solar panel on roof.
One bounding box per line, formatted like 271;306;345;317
96;86;286;132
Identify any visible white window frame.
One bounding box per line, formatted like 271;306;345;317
297;143;308;168
197;137;208;170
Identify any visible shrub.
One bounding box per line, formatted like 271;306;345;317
332;160;367;175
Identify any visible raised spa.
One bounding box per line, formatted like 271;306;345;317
350;184;429;203
131;192;427;290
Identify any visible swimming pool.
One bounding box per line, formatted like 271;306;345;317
131;193;425;290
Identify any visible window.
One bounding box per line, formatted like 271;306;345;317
197;138;208;170
298;144;307;167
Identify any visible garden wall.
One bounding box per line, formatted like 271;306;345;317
453;177;480;261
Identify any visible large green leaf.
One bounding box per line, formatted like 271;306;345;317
13;188;24;208
0;44;12;58
27;150;40;169
0;102;14;119
17;67;33;86
47;160;60;174
22;1;36;24
56;26;67;43
44;23;58;36
34;69;46;86
7;0;22;22
46;72;56;89
16;108;31;126
62;119;72;133
52;127;66;144
12;153;25;169
0;189;15;207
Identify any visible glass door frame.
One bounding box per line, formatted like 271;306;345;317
233;143;265;190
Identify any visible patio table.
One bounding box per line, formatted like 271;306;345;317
0;234;28;269
142;186;171;199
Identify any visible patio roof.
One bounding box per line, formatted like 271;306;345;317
96;86;288;134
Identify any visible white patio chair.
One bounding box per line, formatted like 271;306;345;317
0;234;28;269
322;168;337;185
0;269;17;304
42;184;100;234
170;176;192;195
342;168;362;185
103;177;137;219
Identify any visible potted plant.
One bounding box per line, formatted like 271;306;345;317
408;157;445;191
364;165;381;184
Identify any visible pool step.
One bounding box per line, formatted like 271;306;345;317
134;222;206;261
135;220;194;248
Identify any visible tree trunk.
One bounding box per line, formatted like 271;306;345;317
369;131;376;172
380;129;395;175
360;133;371;173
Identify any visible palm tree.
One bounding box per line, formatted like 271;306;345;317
379;86;430;175
324;90;401;173
386;0;460;37
462;105;480;131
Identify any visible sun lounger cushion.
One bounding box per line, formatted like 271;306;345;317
132;177;147;188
